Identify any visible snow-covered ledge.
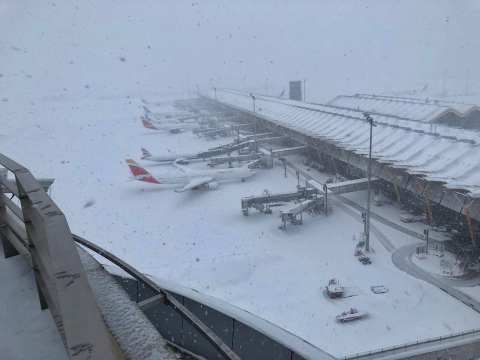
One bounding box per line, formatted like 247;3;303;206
77;247;177;360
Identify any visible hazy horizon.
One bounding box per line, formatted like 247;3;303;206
1;0;479;102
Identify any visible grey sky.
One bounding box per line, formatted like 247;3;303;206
1;0;478;102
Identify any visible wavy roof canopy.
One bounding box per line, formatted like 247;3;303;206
214;89;480;197
328;93;480;128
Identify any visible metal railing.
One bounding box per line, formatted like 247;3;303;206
0;153;240;360
73;235;241;360
0;153;121;359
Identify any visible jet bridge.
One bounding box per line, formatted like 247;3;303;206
271;145;307;157
323;177;380;195
280;156;380;202
197;138;297;168
281;159;380;213
192;141;256;161
241;186;319;216
279;198;323;230
239;132;276;141
252;144;306;170
207;139;256;153
207;153;262;167
256;135;287;144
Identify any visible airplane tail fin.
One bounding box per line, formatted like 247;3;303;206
126;159;160;184
142;116;158;130
143;105;152;115
141;147;152;159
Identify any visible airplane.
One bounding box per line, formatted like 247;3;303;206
143;106;198;123
126;158;256;192
141;116;197;133
140;147;199;164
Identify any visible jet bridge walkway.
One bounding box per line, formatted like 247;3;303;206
279;198;324;230
324;177;379;195
197;139;256;158
238;132;276;141
241;186;320;216
271;145;307;157
281;156;379;195
198;139;305;168
241;154;381;229
207;153;262;167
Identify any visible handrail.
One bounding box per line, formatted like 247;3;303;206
0;153;121;360
73;235;241;360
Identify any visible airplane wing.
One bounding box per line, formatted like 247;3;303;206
175;176;213;192
173;159;197;175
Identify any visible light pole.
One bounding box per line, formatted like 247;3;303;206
250;93;257;151
213;87;217;100
363;112;375;252
250;93;256;113
424;228;430;254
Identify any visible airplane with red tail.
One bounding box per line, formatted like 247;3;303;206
126;158;256;192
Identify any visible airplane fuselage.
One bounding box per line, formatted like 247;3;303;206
191;166;254;182
152;166;255;186
126;158;255;192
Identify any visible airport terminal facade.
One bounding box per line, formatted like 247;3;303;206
200;90;480;264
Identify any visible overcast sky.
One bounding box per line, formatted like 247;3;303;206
1;0;479;102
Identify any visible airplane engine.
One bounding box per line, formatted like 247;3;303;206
206;181;219;190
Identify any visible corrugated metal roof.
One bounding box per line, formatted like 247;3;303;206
215;89;480;197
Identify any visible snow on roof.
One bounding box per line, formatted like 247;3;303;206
215;89;480;196
328;93;480;124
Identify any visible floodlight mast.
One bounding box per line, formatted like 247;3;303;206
250;93;257;151
363;112;375;252
249;93;256;113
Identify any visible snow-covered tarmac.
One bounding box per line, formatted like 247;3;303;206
3;97;480;357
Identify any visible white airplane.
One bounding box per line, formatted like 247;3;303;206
126;158;256;192
143;106;198;123
141;116;197;134
140;147;198;164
